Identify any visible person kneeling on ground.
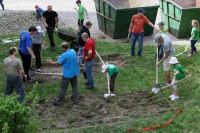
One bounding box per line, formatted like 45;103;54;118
47;42;80;106
101;64;118;93
168;57;191;101
35;5;45;20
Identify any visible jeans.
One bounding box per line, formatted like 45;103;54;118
46;25;55;47
57;76;79;103
77;46;84;65
32;44;42;69
84;59;94;88
0;0;4;10
19;50;31;80
110;72;118;92
190;40;197;54
131;32;144;56
5;76;25;103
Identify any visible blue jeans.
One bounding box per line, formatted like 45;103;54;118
84;59;94;88
5;76;25;103
190;40;197;54
131;32;144;56
77;46;84;65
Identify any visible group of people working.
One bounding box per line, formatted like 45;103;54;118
3;0;118;105
3;2;195;103
130;8;194;100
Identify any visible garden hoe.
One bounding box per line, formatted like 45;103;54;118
152;47;161;94
95;50;116;98
104;62;115;98
175;42;189;57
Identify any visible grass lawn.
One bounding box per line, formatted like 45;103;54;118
0;33;200;133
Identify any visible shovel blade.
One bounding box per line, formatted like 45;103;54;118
104;93;115;98
152;87;160;94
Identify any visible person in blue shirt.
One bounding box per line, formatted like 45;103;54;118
35;5;44;20
47;42;80;106
19;26;37;81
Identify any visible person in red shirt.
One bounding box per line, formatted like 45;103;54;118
128;8;158;58
81;32;95;89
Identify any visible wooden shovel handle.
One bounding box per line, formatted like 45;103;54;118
161;75;192;90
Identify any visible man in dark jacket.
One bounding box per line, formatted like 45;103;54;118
77;21;92;66
42;5;59;49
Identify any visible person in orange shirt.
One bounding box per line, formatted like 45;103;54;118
129;8;158;58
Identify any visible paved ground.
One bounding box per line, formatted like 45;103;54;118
0;0;191;44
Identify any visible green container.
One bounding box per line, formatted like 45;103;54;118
94;0;159;39
159;0;200;38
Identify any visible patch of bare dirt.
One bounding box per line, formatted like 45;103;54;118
36;90;170;131
29;65;63;84
30;53;127;84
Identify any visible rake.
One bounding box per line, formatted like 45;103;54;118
175;42;189;57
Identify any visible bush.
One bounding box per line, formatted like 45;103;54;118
0;90;40;133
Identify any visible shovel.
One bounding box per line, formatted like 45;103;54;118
175;42;189;57
104;62;115;98
152;47;160;94
125;32;131;43
95;51;116;98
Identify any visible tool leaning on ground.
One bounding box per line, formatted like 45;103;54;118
95;50;115;98
175;41;189;57
152;46;161;93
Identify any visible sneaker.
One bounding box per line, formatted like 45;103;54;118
187;53;193;57
84;82;89;85
171;96;179;101
36;68;42;72
53;100;62;106
85;86;94;90
169;94;175;98
193;51;197;54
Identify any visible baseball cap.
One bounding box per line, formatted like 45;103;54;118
157;21;164;26
35;5;39;8
102;65;108;73
154;34;162;43
36;26;42;33
137;8;145;13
